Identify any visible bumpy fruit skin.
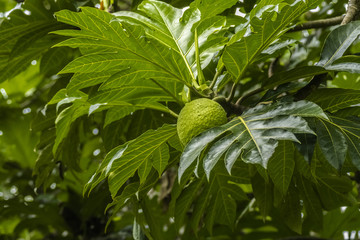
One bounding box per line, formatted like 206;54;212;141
177;98;228;145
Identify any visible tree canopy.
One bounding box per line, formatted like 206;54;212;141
1;0;360;239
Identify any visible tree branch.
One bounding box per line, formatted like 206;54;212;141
342;0;360;25
288;15;344;32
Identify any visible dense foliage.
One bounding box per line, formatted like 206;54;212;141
1;0;360;239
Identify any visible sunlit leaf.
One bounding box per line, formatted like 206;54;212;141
113;0;228;83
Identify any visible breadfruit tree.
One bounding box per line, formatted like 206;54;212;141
1;0;360;239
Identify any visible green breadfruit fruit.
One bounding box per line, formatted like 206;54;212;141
177;98;228;145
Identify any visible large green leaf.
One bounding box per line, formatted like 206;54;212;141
84;124;177;197
318;21;360;67
113;0;228;84
54;6;190;89
178;101;327;181
55;1;228;94
223;0;322;81
0;110;38;168
104;182;140;228
307;88;360;112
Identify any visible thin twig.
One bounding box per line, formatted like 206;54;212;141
288;15;344;32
